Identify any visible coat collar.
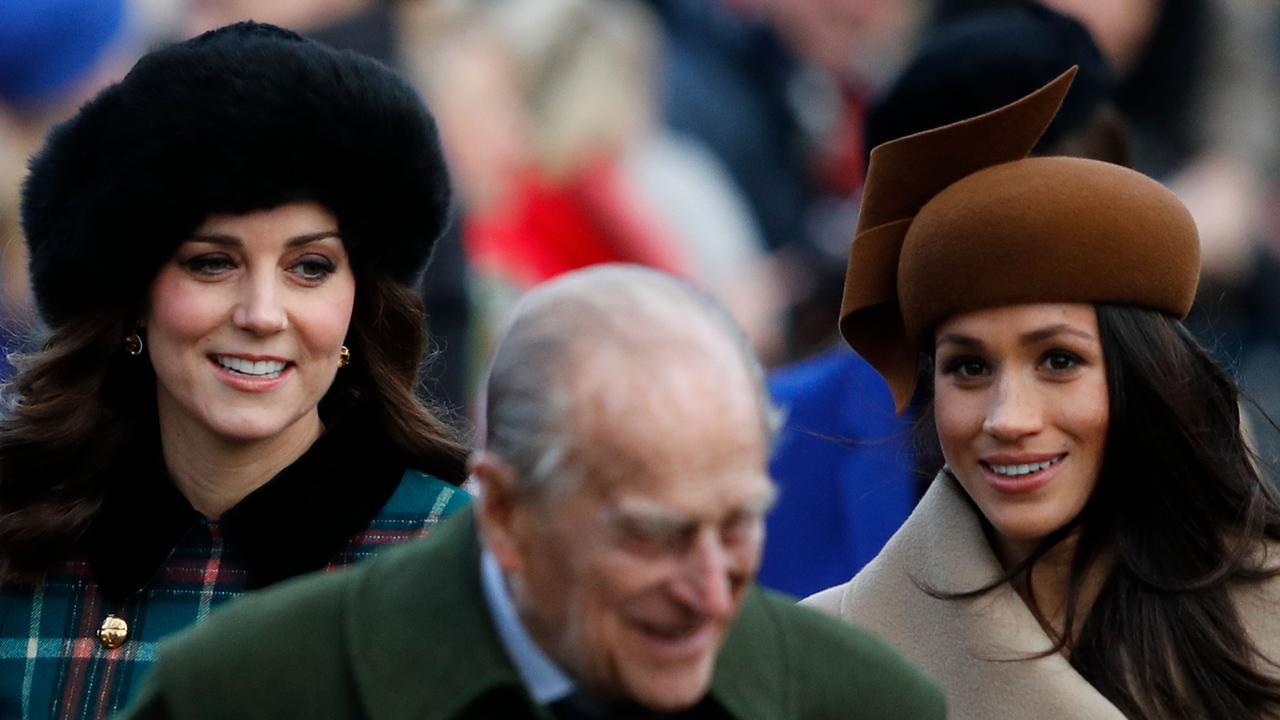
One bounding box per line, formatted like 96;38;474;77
820;473;1126;719
345;509;784;720
86;399;407;601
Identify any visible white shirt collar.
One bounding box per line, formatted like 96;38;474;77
479;549;576;705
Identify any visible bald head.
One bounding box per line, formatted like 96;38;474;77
481;264;777;497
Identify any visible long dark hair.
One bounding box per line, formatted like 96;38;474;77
934;304;1280;718
0;271;466;581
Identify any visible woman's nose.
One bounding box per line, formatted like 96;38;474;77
982;372;1044;441
231;272;288;335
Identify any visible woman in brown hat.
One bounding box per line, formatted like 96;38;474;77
806;69;1280;719
0;22;470;719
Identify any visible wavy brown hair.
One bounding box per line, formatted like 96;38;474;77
928;304;1280;718
0;274;466;581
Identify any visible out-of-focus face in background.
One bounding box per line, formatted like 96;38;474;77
755;0;924;87
1040;0;1161;74
1039;0;1162;75
184;0;369;36
415;25;533;214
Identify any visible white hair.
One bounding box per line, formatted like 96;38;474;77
480;265;780;498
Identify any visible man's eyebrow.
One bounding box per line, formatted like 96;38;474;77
753;485;779;514
612;486;779;528
187;231;340;248
609;502;689;530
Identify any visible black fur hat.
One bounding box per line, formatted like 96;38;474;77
22;21;451;328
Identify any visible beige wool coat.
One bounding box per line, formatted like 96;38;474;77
804;474;1280;720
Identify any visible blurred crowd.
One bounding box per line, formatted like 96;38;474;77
4;0;1280;474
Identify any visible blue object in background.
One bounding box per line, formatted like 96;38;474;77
0;0;127;108
760;346;917;598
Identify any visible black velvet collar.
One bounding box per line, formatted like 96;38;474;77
85;399;406;603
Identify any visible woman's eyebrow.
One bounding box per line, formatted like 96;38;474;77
185;230;340;248
187;233;240;246
285;231;341;248
936;333;982;349
1020;324;1095;344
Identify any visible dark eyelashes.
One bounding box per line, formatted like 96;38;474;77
941;356;986;375
183;254;235;274
293;257;337;280
938;349;1086;377
297;257;336;272
179;254;337;279
1043;349;1086;370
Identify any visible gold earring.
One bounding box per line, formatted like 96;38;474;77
124;333;144;356
338;345;350;368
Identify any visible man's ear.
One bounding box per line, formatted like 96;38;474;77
470;450;526;576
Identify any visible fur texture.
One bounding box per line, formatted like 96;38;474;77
22;21;451;327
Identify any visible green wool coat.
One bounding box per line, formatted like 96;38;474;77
121;510;945;719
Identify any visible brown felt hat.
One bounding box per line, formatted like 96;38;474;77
839;68;1200;412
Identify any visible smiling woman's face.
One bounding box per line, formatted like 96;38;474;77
145;201;355;448
933;303;1110;563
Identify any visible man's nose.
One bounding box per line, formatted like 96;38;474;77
982;371;1043;441
231;271;288;335
671;528;735;619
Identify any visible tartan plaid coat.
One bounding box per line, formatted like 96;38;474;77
0;402;470;720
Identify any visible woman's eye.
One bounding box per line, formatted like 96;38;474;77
292;256;336;282
943;357;988;378
184;254;235;276
1043;350;1083;372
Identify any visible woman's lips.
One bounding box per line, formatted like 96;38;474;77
979;453;1066;494
207;355;294;392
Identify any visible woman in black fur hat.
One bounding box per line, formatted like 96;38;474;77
0;22;470;718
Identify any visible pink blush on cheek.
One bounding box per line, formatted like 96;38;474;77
147;270;228;338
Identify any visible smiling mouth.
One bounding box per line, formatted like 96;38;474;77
631;617;720;654
211;355;290;378
982;455;1066;477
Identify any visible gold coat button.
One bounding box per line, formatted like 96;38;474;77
98;614;128;649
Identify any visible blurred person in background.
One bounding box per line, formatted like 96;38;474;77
185;0;476;418
466;0;686;309
760;0;1124;599
641;0;926;360
0;0;138;382
0;23;470;718
810;69;1280;720
412;0;785;373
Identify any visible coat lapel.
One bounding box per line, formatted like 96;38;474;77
808;474;1125;720
343;509;546;720
707;589;785;720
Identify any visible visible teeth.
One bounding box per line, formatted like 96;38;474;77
215;356;286;377
989;457;1059;477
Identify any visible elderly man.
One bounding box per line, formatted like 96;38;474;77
122;265;944;719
